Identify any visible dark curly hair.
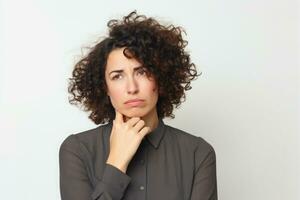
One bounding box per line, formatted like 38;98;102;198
68;11;201;124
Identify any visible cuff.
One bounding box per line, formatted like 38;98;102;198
91;163;131;200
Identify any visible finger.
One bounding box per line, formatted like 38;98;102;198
138;126;151;139
132;120;146;132
126;117;141;127
110;124;115;142
114;109;124;124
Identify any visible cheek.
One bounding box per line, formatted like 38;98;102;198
152;87;157;94
107;85;124;103
148;82;159;99
150;82;158;93
109;89;122;99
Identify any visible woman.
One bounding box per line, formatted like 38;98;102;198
59;11;217;200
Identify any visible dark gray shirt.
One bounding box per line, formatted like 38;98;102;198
59;119;217;200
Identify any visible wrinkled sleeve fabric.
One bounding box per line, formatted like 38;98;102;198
190;138;218;200
59;135;131;200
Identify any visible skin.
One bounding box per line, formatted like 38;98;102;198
105;47;159;173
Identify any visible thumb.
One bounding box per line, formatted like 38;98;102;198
114;109;124;123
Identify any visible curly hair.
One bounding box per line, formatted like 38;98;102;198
68;11;201;124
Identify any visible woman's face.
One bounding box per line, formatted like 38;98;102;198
105;48;159;119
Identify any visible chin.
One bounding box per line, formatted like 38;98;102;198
122;109;148;118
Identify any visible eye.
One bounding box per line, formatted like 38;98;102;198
137;68;148;76
112;74;122;80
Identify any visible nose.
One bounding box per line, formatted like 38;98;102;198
127;76;139;94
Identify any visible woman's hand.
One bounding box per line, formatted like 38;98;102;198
106;109;150;173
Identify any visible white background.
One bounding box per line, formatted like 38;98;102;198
0;0;299;199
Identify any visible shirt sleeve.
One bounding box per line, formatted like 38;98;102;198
59;135;131;200
190;139;218;200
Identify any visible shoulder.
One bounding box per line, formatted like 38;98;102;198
164;124;216;157
59;123;111;155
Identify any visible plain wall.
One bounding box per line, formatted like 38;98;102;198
0;0;299;199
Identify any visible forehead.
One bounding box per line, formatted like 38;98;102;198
106;48;141;72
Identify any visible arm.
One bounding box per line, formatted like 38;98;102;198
190;141;218;200
59;135;131;200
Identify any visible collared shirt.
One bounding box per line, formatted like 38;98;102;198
59;119;217;200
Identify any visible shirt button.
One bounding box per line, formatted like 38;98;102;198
140;159;144;164
139;185;145;190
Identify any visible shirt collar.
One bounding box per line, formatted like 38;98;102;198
104;118;166;149
145;118;166;149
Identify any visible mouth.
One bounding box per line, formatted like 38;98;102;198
124;99;145;106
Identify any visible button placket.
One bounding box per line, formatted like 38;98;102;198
124;140;148;199
137;141;147;198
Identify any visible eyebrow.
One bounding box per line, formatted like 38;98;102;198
108;66;144;76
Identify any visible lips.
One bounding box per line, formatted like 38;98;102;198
124;99;145;104
124;99;145;107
